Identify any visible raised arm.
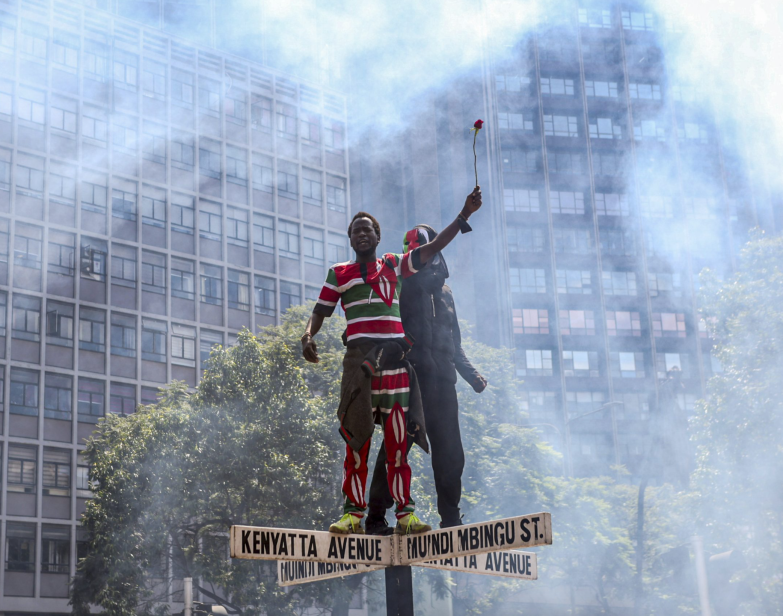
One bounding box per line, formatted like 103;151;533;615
418;187;482;265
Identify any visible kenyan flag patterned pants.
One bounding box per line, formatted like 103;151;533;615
342;369;414;519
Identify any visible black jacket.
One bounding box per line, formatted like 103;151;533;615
399;269;480;386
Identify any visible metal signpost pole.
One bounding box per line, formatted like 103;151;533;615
385;566;414;616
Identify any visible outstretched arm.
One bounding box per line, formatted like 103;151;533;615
418;187;482;265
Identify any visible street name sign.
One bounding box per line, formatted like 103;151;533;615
417;550;537;580
277;560;384;587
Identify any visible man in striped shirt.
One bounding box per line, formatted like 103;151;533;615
302;187;482;535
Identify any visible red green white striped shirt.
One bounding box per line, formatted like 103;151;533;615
313;250;421;342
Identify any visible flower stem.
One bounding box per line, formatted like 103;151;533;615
473;130;478;188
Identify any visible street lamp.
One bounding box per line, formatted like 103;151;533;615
529;400;623;476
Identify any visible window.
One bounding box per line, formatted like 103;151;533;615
683;197;718;219
556;269;591;294
12;295;41;341
44;373;72;420
553;227;592;254
141;319;166;362
226;146;248;186
251;95;272;130
300;112;321;144
595;193;629;216
111;248;137;288
141;252;166;295
543;115;578;137
515;349;553;377
578;8;611;28
303;227;324;265
503;149;539;174
629;82;661;100
110;382;135;415
171;135;194;171
562;350;600;377
512;308;549;334
639;196;674;218
79;307;106;352
633;119;666;141
199;330;222;370
656;353;690;379
593;152;622;176
328;234;349;264
16;154;44;195
171;258;195;300
278;220;299;258
648;272;682;297
0;291;6;335
616;393;650;421
112;114;137;151
82;179;108;213
610;352;645;378
602;270;637;295
172;194;195;234
41;526;70;574
14;223;43;269
142;186;166;227
254;275;275;316
227;270;250;310
78;377;104;421
550;191;584;214
324;120;345;150
143;59;166;99
112;186;137;221
0;149;10;190
589;117;623;139
302;168;322;205
606;311;641;336
113;50;138;89
10;368;39;416
678;122;709;143
5;523;36;571
703;352;724;376
43;448;71;495
277;167;298;199
84;40;108;79
83;106;108;143
600;228;636;256
0;21;14;51
622;11;655;31
51;96;77;133
498;112;534;131
141;386;158;406
199;202;222;241
276;102;297;138
198;77;220;115
540;77;574;96
111;313;136;358
200;264;223;305
559;310;595;335
652;312;687;338
547;151;583;175
172;69;194;108
326;176;347;212
520;390;558;421
507;227;545;253
248;151;274;187
495;74;531;92
50;172;76;203
227;207;249;247
280;281;300;312
45;301;74;346
566;391;606;418
199;139;221;179
171;324;196;366
510;268;546;294
18;87;45;126
0;219;8;264
504;189;539;212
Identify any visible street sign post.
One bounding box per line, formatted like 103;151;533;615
231;511;552;615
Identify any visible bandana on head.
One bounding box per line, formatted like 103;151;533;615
402;227;432;254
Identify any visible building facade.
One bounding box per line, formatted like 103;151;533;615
0;0;350;609
352;3;772;484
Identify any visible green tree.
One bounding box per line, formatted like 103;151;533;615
694;234;783;614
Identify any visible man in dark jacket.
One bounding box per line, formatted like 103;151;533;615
365;225;487;532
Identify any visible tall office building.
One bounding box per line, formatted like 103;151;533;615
352;3;773;484
0;0;350;609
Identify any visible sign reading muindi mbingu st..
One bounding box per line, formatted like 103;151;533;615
277;560;384;586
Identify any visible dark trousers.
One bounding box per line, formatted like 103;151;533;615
368;377;464;525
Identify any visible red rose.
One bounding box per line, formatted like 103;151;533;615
474;119;484;129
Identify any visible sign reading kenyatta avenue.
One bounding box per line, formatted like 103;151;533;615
231;511;552;587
